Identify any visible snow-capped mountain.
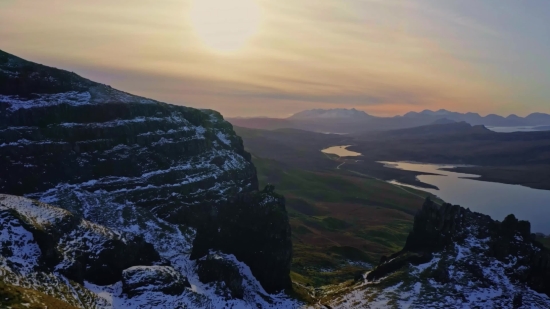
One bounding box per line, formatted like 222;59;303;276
404;109;455;118
233;108;550;134
403;109;550;127
0;50;297;308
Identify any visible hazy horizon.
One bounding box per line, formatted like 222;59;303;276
224;108;550;119
2;0;550;117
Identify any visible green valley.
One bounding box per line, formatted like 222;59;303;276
250;149;439;288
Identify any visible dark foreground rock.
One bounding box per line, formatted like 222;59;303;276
0;194;161;285
197;254;245;299
122;266;190;297
0;50;257;227
368;197;550;298
0;49;295;299
191;187;293;293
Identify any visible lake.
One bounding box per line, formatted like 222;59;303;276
321;145;361;157
487;125;550;133
381;161;550;234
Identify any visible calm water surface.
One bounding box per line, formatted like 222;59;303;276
382;161;550;234
321;145;361;157
487;126;550;133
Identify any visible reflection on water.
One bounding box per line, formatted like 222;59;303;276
321;145;362;157
487;126;550;133
382;161;550;234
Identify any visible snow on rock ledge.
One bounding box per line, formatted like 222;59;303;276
317;198;550;309
122;266;191;297
0;194;161;285
0;49;258;228
0;49;300;308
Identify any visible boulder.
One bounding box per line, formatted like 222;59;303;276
197;255;244;299
404;198;466;252
0;194;162;285
122;266;190;297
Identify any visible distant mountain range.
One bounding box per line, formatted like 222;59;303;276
401;109;550;127
228;108;550;134
289;108;373;120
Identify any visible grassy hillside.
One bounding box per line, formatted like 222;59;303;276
253;155;439;287
0;281;81;309
536;234;550;249
235;125;443;290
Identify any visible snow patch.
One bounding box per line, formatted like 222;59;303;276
216;131;232;146
1;91;91;111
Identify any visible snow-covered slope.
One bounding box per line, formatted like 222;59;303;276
0;50;257;224
0;194;299;308
0;50;298;308
309;199;550;308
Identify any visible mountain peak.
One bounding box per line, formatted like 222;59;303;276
0;49;159;110
432;118;457;125
400;108;550;126
0;49;296;308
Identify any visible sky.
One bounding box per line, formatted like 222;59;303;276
1;0;549;117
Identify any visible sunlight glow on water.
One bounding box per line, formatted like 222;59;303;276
487;126;550;133
321;145;362;157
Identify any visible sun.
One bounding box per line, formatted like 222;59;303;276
190;0;261;53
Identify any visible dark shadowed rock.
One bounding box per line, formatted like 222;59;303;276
0;50;257;227
75;235;161;285
0;49;293;300
404;197;468;252
197;254;244;299
191;190;292;293
368;197;550;298
0;194;161;285
122;266;190;298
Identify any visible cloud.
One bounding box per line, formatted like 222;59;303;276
1;0;549;117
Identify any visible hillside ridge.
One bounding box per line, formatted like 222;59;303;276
317;198;550;308
0;49;296;308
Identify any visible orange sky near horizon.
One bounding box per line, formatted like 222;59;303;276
1;0;549;118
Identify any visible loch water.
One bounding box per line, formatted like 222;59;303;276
382;161;550;234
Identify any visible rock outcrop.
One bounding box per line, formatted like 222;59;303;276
122;266;191;297
369;197;550;298
197;254;245;299
0;194;161;285
0;50;257;227
191;187;293;293
0;49;294;307
403;199;471;252
321;198;550;308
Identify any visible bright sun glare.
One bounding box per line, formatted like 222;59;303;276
190;0;261;53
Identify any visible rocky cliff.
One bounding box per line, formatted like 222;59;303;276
0;50;257;226
319;198;550;308
0;195;163;299
0;50;295;308
191;186;293;293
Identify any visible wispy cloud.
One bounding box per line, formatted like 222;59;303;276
1;0;549;117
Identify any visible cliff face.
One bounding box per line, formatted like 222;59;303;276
0;50;294;307
0;49;257;225
402;198;550;296
191;187;293;293
0;194;161;285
